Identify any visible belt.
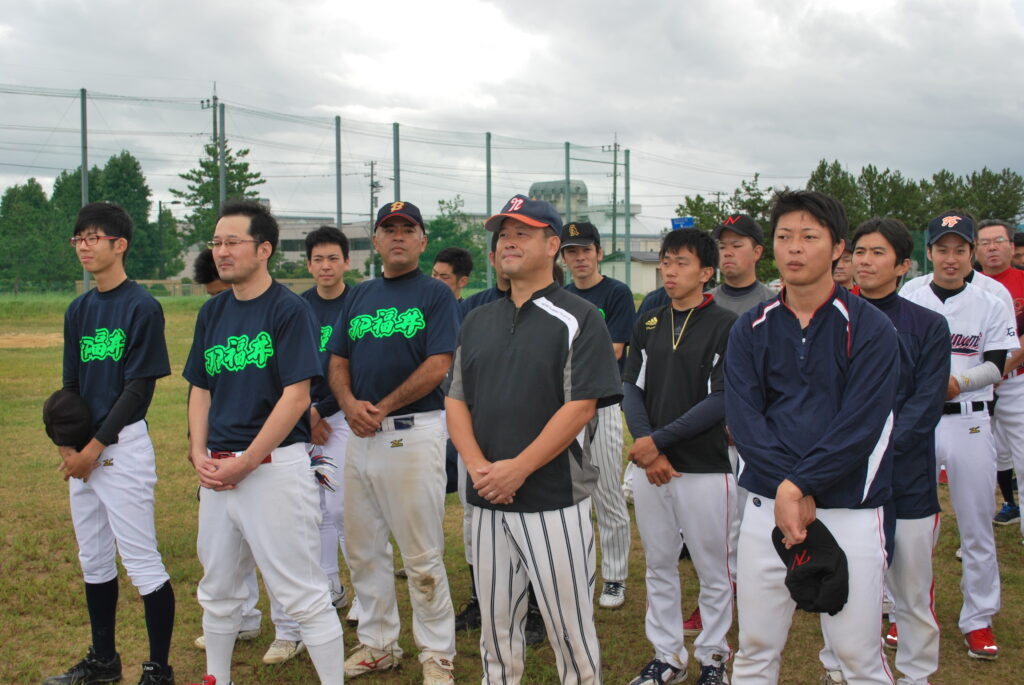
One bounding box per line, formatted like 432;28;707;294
210;450;272;464
941;401;991;415
376;411;442;432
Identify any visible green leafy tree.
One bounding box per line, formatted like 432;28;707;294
50;166;103;283
675;194;726;232
921;169;969;218
807;159;869;229
963;167;1024;223
170;142;265;248
856;165;928;229
417;196;487;287
0;179;60;291
726;173;778;282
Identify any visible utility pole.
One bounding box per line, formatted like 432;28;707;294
218;102;226;207
485;131;493;288
624;149;631;287
712;191;725;212
80;88;90;291
564;142;572;223
392;123;400;201
367;161;382;278
335;115;342;228
602;137;620;253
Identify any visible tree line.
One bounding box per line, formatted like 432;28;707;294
676;160;1024;281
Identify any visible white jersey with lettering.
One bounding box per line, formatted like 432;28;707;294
902;282;1018;403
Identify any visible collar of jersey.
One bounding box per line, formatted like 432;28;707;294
382;267;421;282
503;281;561;303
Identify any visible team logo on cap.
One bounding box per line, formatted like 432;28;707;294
724;215;742;225
941;215;963;228
568;224;580;237
507;197;525;211
390;201;405;212
790;550;811;569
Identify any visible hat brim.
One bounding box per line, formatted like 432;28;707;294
484;212;551;232
926;227;972;246
375;212;423;230
559;238;597;250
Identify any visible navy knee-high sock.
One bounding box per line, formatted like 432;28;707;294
998;469;1017;507
142;581;175;667
84;579;119;660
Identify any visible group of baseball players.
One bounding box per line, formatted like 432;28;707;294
43;185;1022;685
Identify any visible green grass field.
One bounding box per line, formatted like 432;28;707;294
0;294;1021;684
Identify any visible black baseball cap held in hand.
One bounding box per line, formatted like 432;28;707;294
771;519;849;616
484;194;563;233
43;389;93;451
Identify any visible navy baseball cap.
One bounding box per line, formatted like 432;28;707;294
771;520;849;616
43;389;93;451
712;214;764;246
926;211;975;246
375;201;424;231
484;194;563;233
560;221;601;250
1013;231;1024;247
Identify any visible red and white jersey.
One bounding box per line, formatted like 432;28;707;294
903;281;1019;403
901;271;1013;318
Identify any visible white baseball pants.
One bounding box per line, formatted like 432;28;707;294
344;410;456;662
886;515;941;685
732;496;893;685
591;403;631;583
994;377;1024;531
633;471;735;668
936;409;1000;632
69;420;170;595
471;499;601;685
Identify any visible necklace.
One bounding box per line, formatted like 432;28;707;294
670;306;695;350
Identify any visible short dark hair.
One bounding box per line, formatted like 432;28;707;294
852;217;914;265
659;228;718;269
490;230;500;253
219;199;279;255
769;190;848;244
305;225;349;261
192;248;220;284
74;202;133;254
434;246;473;279
977;219;1014;240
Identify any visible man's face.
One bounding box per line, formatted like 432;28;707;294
496;219;558;279
212;214;267;284
373;218;426;271
660;246;713;302
1014;242;1024;269
832;251;854;286
773;211;843;287
976;225;1013;274
431;260;467;297
717;229;762;282
73;226;124;275
561;243;602;282
853;232;908;297
307;242;349;289
927;233;973;289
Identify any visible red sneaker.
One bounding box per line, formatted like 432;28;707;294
186;677;216;685
884;623;898;650
683;607;702;636
938;468;948;485
965;627;998;660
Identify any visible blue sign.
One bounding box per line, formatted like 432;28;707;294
671;216;696;230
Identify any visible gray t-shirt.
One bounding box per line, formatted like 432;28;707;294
709;281;776;317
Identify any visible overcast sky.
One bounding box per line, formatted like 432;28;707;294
2;0;1023;232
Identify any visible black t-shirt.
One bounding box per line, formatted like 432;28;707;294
328;269;459;415
183;281;322;452
446;282;623;512
460;286;506;319
622;296;736;473
565;276;636;373
300;286;350;414
62;280;171;438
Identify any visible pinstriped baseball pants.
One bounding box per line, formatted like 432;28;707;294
471;499;601;685
591;403;631;582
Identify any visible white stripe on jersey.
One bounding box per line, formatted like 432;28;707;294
534;297;580;349
862;411;894;504
752;300;782;328
635;349;649;391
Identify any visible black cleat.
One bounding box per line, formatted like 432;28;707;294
137;662;174;685
43;647;123;685
524;607;546;646
454;598;482;631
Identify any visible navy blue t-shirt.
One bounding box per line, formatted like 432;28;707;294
565;276;635;373
638;287;670;315
63;280;171;438
300;286;350;416
460;285;506;319
184;281;322;452
328;269;459;415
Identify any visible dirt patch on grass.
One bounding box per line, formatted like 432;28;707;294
0;333;62;349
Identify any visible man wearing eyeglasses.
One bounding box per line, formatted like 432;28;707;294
976;220;1024;537
183;200;345;685
45;203;177;685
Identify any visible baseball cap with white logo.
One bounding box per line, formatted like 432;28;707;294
484;194;563;233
